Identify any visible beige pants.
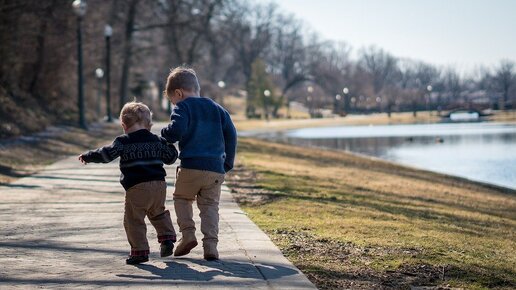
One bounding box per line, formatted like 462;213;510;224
173;167;225;246
124;180;176;256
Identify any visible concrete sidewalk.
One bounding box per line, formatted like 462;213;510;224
0;151;316;288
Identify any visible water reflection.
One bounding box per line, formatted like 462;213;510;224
259;123;516;189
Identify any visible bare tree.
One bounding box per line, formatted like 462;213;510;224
118;0;139;112
157;0;224;66
441;68;463;106
220;0;277;117
359;46;398;116
266;15;310;117
359;46;398;95
494;59;515;110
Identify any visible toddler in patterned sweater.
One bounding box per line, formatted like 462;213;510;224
79;101;177;265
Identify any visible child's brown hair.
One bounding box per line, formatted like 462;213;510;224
164;66;200;100
119;101;152;128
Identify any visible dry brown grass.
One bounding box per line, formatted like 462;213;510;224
233;110;516;132
234;112;441;132
486;110;516;122
0;123;120;184
228;137;516;289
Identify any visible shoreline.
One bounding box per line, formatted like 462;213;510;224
233;110;516;133
311;141;516;194
250;137;516;193
236;114;516;193
244;136;516;194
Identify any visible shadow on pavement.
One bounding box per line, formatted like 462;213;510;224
117;258;297;281
0;183;41;188
0;165;29;178
0;240;127;256
29;175;118;183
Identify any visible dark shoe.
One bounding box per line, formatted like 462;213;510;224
126;255;149;265
160;240;174;257
204;254;219;261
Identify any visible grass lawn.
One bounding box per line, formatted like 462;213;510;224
227;137;516;289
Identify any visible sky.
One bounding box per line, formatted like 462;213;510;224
272;0;516;74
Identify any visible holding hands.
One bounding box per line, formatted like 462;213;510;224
78;154;88;165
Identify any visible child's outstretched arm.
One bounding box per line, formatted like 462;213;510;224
78;138;123;164
223;112;237;173
160;138;178;165
161;102;189;143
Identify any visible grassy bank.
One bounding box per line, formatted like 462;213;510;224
227;137;516;289
0;123;120;184
234;112;440;132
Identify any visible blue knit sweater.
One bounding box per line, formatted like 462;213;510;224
161;97;237;174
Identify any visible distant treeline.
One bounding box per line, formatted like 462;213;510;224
0;0;515;137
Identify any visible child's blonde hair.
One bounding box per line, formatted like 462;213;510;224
119;101;152;128
164;66;200;100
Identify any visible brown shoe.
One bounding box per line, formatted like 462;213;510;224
203;243;219;261
173;233;198;257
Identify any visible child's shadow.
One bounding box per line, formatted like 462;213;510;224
117;258;297;281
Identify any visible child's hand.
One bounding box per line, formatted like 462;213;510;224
78;154;88;165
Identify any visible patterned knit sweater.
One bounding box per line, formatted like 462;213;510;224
81;129;178;190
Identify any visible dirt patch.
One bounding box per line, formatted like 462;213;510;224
225;163;282;205
270;229;447;290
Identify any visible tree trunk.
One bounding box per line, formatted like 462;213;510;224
29;1;56;95
119;0;138;112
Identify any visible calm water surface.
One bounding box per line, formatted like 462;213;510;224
260;122;516;189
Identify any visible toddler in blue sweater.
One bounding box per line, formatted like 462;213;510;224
161;66;237;260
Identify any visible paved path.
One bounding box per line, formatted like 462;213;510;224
0;139;316;289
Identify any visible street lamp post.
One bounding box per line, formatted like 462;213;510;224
104;25;113;122
72;0;87;129
307;86;314;117
263;89;271;120
376;96;382;113
426;85;432;116
306;96;312;117
95;68;104;117
335;94;342;116
217;81;226;106
342;87;349;114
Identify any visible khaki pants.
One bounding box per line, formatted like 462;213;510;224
124;180;176;256
173;167;225;247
